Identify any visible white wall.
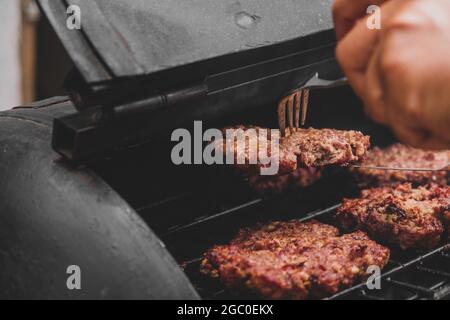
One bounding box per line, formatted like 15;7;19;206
0;0;21;110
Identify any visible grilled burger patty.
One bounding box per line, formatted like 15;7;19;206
201;220;390;299
336;183;450;250
246;167;322;194
212;126;370;175
352;144;449;187
281;127;370;167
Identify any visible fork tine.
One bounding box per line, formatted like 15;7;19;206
278;97;287;137
287;94;295;135
294;91;301;130
301;89;310;126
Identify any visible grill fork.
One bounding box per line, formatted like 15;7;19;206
277;73;348;136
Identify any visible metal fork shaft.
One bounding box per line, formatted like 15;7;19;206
352;165;450;172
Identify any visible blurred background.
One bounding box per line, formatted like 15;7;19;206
0;0;72;110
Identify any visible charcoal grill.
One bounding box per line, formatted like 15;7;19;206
0;0;447;299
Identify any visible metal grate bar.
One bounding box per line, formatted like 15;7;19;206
296;204;342;222
183;257;203;266
441;252;450;259
212;290;226;297
395;246;449;269
357;291;386;301
135;192;192;212
386;279;436;297
416;266;450;279
162;199;263;237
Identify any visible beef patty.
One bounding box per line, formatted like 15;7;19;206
210;126;369;192
336;183;450;250
201;220;390;299
352;144;449;187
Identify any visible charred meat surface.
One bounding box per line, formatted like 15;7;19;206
336;183;450;250
352;144;449;187
211;125;370;175
201;220;390;299
281;127;370;167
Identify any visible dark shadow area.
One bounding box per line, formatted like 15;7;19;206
36;16;73;99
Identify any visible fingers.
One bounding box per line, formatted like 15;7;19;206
336;0;450;149
364;45;388;125
333;0;388;40
336;17;379;98
335;0;399;98
373;26;450;150
336;0;410;117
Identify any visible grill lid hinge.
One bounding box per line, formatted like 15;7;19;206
110;83;208;119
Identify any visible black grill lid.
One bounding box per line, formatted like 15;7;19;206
38;0;333;83
39;0;342;162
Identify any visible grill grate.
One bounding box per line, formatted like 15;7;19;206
178;202;450;300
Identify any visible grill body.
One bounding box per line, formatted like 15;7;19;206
0;98;198;299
